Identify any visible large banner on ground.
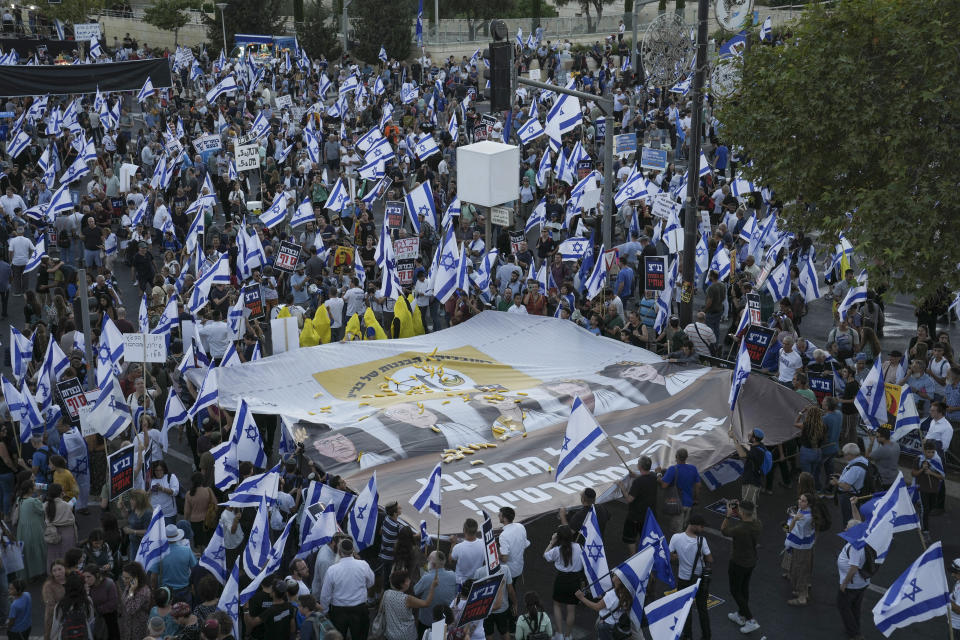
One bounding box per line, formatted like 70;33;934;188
201;313;807;532
0;58;172;97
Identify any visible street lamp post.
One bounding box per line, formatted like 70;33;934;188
215;2;228;55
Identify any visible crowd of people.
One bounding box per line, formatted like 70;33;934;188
0;14;953;640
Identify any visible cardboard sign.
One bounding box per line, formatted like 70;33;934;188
509;231;524;256
456;573;505;628
275;94;293;109
490;206;511;227
235;143;260;171
644;255;666;292
809;375;835;404
650;192;680;220
270;316;300;354
641;146;668;171
743;326;776;368
108;444;135;500
384;201;404;229
57;377;88;424
394;237;420;285
122;333;168;363
614;133;637;156
74;23;101;40
275;240;302;273
193;133;222;153
481;511;501;574
747;293;761;325
243;285;264;319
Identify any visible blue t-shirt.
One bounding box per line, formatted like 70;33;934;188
10;592;31;632
154;544;197;590
715;145;729;170
663;463;700;507
615;267;634;298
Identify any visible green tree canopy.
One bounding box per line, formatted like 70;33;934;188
203;0;286;56
42;0;106;25
296;0;341;61
716;0;960;299
352;0;415;64
144;0;199;46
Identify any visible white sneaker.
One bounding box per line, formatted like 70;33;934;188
728;612;747;625
740;619;761;634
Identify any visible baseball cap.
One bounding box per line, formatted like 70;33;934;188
952;558;960;572
855;353;867;362
752;427;765;440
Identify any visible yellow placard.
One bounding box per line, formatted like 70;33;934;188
884;382;902;416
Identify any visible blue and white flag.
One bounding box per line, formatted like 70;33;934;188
210;435;239;491
760;16;773;41
365;135;395;164
645;579;700;640
323;178;351;212
614;169;648;206
580;507;611;598
356;126;385;153
189;252;231;313
640;507;676;588
306;481;356;522
700;457;745;491
410;462;442;517
765;260;791;301
349;472;379;551
729;337;752;411
158;388;187;453
206;75;238;103
536;149;552;188
873;542;949;637
137;77;156;103
226;462;281;508
414;133;440;160
199;523;229;584
5;130;30;159
135;507;169;572
854;356;887;429
187;366;218;420
242;494;272;579
1;375;29;442
358;156;385;181
259;191;287;228
378;45;388;62
893;388;920;441
433;226;462;303
840;473;919;565
612;546;655;628
556;396;606;481
23;237;47;274
406;180;437;230
97;315;125;378
218;565;241;640
86;375;132;440
298;502;339;559
9;327;32;384
289;196;314;227
838;284;867;322
545;81;582;147
401;82;419;104
558;236;590;262
138;294;149;334
584;245;608;300
709;244;730;281
517;116;544;144
695;232;709;278
220;344;242;368
797;254;821;303
249;111;271;140
447;111;459;143
59;155;90;185
241;517;296;604
231;398;267;468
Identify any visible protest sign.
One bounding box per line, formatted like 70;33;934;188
481;511;501;574
74;23;101;40
743;326;776;368
747;293;761;325
576;159;593;180
473;124;489;141
235;143;259;171
275;94;293;109
243;285;264;319
57;377;88;424
509;231;524;255
641;146;668;171
490;206;511;227
650;193;680;219
193;134;222;153
456;574;505;628
644;255;666;292
884;382;902;415
809;375;834;404
384;201;404;229
122;333;167;364
275;241;302;273
614;133;637;156
108;445;135;500
394;237;420;285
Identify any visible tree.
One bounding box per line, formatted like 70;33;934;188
352;0;415;63
444;0;515;42
554;0;615;33
296;0;341;61
144;0;198;47
716;0;960;299
203;0;286;56
42;0;106;25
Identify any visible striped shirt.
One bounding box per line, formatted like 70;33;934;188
378;516;400;562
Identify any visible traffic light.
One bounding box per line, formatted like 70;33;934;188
483;40;513;112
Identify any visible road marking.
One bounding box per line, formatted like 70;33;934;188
165;447;193;466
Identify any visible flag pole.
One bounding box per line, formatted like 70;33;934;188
603;433;634;476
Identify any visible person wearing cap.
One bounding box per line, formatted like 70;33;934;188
836;504;871;640
146;615;167;640
318;538;375;639
669;513;713;640
721;497;761;633
728;426;768;507
881;349;905;383
170;601;200;640
153;524;197;602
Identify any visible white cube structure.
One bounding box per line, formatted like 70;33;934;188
456;141;520;207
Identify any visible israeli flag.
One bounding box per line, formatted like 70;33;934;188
259;191;287;229
525;198;546;234
358;157;385;181
372;76;385;96
580;507;612;598
414;133;441;160
135;507;170;572
517;116;544;144
709;244;730;281
1;375;28;442
306;481;356;522
873;542;949;637
379;45;388;62
855;355;888;429
137;77;156;103
536;149;552;188
614;169;648;207
232;399;267;468
227;463;282;510
323;178;351;212
5;130;30;159
23;237;47;274
559;236;590;262
249;111;271;140
837;284;867;322
339;73;359;96
298;502;339;559
187;366;219;420
612;546;656;628
211;435;239;491
584;245;608;300
410;462;442;517
556;396;606;481
242;516;296;604
242;495;271;579
365;135;395;163
797;254;822;302
663;208;684;254
356;127;385;153
158;388;188;453
545;82;582;146
433;226;461;303
189;253;232;314
206;75;239;103
218;565;241;640
729;337;752;411
59;155;90;185
48;183;75;217
285;196;312;228
199;523;229;584
765;260;791;301
893;388;920;441
841;473;920;566
700;457;745;491
135;294;149;334
151;297;179;339
694;232;709;278
730;177;756;197
349;472;379;551
645;579;701;640
401;82;419;104
760;16;773;42
406;180;437;230
97;315;125;378
220;344;242;369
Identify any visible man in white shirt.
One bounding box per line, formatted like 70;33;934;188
449;518;485;588
669;514;713;640
683;312;716;357
837;518;871;640
7;226;34;295
342;277;366;319
778;334;803;385
311;535;342;599
198;313;232;361
0;187;25;220
324;288;345;340
497;506;530;583
507;292;527;314
927;401;954;452
318;538;375;638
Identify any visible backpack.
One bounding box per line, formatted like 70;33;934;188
60;605;91;640
755;445;773;476
851;461;882;496
846;543;878;580
525;612;551;640
812;499;832;532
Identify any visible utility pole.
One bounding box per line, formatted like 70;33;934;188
78;268;95;390
215;3;228;55
678;0;709;326
341;0;354;54
516;77;615;248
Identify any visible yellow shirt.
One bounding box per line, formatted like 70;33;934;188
53;468;79;500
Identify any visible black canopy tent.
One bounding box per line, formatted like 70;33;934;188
0;57;172;97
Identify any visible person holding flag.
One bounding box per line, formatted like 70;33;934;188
573;574;633;639
911;439;945;541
